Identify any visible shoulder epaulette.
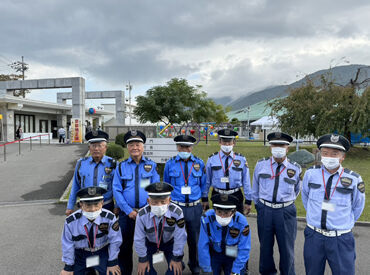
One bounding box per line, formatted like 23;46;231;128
308;165;321;170
81;156;89;161
139;205;150;216
174;205;182;216
343;168;360;178
168;204;176;212
66;212;82;224
234;152;245;158
209;214;216;222
288;159;301;169
100;210;114;220
208;152;218;158
258;157;270;162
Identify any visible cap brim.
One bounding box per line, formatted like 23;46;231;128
126;137;144;143
148;192;171;196
213;203;236;209
88;138;107;143
176;142;194;146
79;196;104;201
269;140;290;145
319;143;345;151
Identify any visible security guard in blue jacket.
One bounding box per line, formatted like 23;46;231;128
204;129;252;215
113;130;160;275
163;135;206;275
66;130;117;216
134;182;187;275
61;186;122;275
251;132;301;275
198;194;251;275
302;134;365;275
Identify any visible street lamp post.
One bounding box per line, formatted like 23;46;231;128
244;106;251;139
126;82;132;125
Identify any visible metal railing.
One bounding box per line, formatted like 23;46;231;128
0;134;50;162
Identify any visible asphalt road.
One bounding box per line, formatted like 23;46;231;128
0;143;369;274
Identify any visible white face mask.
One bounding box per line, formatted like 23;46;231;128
215;215;232;226
221;145;233;153
321;157;340;170
151;204;168;217
271;147;287;158
82;209;102;220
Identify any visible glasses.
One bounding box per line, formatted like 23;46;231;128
90;144;105;149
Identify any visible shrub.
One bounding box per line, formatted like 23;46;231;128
106;143;124;160
115;133;126;147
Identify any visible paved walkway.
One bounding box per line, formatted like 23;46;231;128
0;143;87;202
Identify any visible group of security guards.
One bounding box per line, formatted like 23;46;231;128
60;128;365;275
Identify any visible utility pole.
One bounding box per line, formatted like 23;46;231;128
126;82;133;125
21;56;25;80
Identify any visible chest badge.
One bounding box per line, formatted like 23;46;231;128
287;169;296;178
340;177;352;187
194;163;200;171
229;227;240;238
144;164;152;172
233;160;241;167
105;167;112;174
242;225;250;236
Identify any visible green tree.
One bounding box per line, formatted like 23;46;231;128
269;78;367;141
134;78;229;124
351;88;370;137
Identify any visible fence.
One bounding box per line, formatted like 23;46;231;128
0;134;51;162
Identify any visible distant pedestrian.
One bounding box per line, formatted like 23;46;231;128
16;125;23;140
58;127;66;143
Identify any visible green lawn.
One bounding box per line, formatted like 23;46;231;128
116;139;370;221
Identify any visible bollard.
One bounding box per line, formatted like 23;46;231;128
30;136;32;151
3;144;6;162
39;135;41;147
48;133;50;144
18;139;21;155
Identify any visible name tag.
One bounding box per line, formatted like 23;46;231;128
181;186;191;195
322;200;335;212
221;177;229;183
86;255;100;268
152;251;164;264
140;178;150;188
225;245;238;258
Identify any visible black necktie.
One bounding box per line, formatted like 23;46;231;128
221;226;227;252
272;164;282;203
184;161;189;203
225;156;230;189
135;165;140;208
93;163;99;186
158;218;163;245
321;174;334;230
88;223;95;248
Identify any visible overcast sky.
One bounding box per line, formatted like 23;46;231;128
1;0;370;105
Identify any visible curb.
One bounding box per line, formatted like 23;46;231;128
59;150;90;203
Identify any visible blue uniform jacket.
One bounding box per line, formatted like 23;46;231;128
198;209;251;274
134;203;187;262
163;154;207;202
112;156;160;215
252;156;302;204
67;156;116;210
61;209;122;268
302;165;365;230
205;151;252;203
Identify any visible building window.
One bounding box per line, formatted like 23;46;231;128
14;114;35;134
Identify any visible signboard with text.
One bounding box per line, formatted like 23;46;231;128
143;138;178;163
71;118;82;143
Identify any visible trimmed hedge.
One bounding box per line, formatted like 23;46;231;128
115;133;126;147
106;143;125;160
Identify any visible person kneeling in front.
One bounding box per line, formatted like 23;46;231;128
198;194;251;275
134;182;187;275
60;186;122;275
